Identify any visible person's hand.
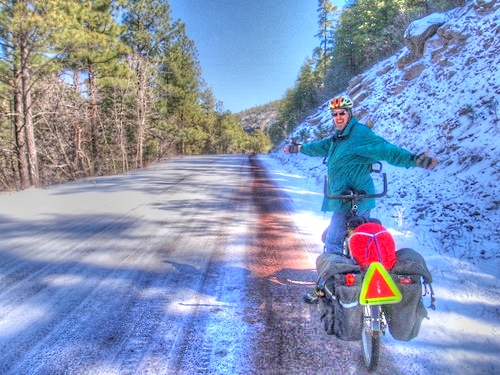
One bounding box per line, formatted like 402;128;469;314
416;151;438;170
283;143;301;154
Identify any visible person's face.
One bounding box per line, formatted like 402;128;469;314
332;109;350;131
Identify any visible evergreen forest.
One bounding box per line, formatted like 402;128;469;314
0;0;463;190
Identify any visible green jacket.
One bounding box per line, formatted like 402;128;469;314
301;116;418;212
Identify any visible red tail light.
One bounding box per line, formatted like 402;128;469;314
398;276;413;284
345;273;355;286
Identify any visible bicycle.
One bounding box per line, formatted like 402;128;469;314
320;163;394;371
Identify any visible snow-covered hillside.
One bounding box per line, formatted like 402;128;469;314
273;0;500;263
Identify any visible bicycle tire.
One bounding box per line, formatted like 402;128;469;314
361;305;380;371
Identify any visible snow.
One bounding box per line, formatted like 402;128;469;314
404;12;447;39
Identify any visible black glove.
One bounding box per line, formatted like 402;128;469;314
415;153;435;169
288;143;302;154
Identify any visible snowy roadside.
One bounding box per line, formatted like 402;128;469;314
258;153;500;375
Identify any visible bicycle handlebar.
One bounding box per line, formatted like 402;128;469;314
323;162;388;200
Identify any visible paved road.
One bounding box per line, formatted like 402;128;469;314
0;155;400;374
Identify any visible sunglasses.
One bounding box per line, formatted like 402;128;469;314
332;111;348;117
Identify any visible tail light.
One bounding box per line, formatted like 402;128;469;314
398;276;413;284
345;273;356;286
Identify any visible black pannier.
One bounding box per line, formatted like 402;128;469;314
383;248;434;341
316;253;363;341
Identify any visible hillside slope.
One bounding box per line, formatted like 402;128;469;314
237;101;280;135
273;0;500;261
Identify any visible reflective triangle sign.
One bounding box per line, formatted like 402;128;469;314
359;262;402;305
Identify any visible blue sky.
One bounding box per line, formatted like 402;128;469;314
169;0;345;113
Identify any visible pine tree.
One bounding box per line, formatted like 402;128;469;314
120;0;176;165
315;0;339;85
120;0;204;158
0;0;79;188
62;0;128;175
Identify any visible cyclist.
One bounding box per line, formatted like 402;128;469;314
284;95;438;303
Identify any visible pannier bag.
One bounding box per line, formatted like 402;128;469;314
316;253;363;341
383;248;434;341
348;222;397;270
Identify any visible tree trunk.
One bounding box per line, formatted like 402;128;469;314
21;33;40;188
13;67;30;189
88;62;99;175
71;70;89;175
136;72;144;168
134;54;148;169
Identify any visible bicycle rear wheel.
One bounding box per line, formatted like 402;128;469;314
361;305;380;371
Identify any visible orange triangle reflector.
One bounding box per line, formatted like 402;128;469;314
359;262;402;305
